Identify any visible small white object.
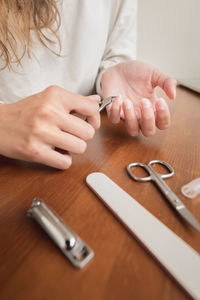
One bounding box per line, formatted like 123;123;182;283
181;177;200;198
86;172;200;300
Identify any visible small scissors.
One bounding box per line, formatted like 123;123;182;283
99;96;116;112
127;160;200;233
79;96;116;122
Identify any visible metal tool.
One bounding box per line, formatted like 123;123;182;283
82;96;116;122
126;160;200;233
86;172;200;300
27;198;94;268
99;96;116;112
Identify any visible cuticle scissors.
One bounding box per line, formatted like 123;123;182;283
83;96;116;122
99;96;116;112
126;160;200;234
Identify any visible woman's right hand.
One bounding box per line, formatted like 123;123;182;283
0;86;100;169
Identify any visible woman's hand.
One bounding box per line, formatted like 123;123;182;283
0;86;100;169
101;60;177;137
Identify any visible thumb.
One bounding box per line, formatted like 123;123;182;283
152;69;177;100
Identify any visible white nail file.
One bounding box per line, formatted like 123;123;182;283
86;172;200;300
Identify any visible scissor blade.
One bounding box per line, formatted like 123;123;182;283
177;206;200;233
99;96;116;112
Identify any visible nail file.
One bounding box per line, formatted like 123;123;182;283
86;172;200;300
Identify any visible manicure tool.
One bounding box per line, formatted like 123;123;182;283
99;96;116;112
27;198;94;268
126;160;200;233
83;96;116;122
86;172;200;300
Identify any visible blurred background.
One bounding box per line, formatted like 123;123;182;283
137;0;200;80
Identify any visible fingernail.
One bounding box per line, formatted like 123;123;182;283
141;98;151;108
157;98;167;110
124;98;132;109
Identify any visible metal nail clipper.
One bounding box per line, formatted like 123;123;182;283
27;198;94;268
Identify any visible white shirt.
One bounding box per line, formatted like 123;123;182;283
0;0;137;104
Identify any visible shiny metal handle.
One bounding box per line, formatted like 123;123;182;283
27;198;94;268
127;162;152;181
27;198;76;249
148;160;174;179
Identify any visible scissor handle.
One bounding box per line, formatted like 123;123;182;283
127;160;174;182
148;160;174;179
127;162;152;182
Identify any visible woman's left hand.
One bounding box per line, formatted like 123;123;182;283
101;60;177;137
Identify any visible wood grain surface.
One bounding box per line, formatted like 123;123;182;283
0;87;200;300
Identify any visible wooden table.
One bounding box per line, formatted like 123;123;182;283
0;87;200;300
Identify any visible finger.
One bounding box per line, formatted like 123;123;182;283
155;98;170;130
35;145;72;170
106;95;125;120
140;98;156;137
59;90;100;130
123;99;139;136
152;69;177;100
44;130;87;154
108;95;122;124
57;114;95;141
162;77;177;100
69;95;100;123
73;96;100;130
80;97;100;130
120;108;125;119
106;104;111;118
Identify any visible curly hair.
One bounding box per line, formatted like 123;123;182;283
0;0;61;69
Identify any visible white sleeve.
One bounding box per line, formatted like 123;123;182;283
96;0;138;95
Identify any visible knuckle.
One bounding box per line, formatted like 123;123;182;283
23;141;40;161
37;102;54;120
28;120;41;136
45;85;62;97
143;114;153;122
